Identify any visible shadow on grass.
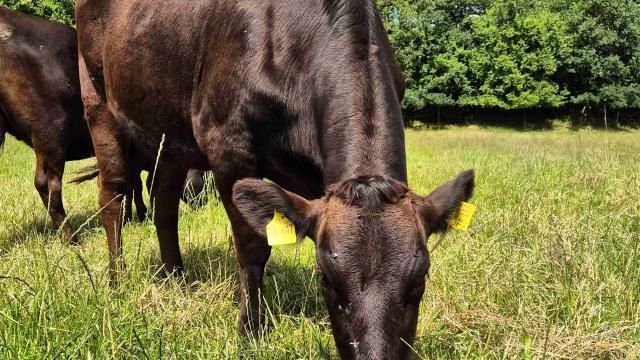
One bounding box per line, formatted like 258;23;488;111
0;211;103;253
405;108;640;132
143;239;326;321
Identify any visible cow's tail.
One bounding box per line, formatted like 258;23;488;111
69;164;100;184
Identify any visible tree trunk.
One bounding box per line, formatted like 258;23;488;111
604;104;608;131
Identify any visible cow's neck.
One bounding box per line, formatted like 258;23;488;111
319;91;406;186
316;1;407;185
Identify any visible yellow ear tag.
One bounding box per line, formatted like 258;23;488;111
266;211;298;246
448;201;476;231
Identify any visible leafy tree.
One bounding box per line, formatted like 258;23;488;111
377;0;435;109
553;0;640;110
377;0;493;110
380;0;640;112
0;0;75;26
462;0;572;109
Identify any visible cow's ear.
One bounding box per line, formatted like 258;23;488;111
232;179;320;241
415;170;475;234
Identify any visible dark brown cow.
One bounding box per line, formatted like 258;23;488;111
75;1;474;358
0;8;208;240
0;8;92;241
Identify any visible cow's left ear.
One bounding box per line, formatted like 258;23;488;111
415;170;475;234
232;179;321;241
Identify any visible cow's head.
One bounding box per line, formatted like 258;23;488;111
232;170;474;359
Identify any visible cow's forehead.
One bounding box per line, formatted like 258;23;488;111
319;197;421;248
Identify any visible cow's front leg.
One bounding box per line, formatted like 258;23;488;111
234;225;271;335
215;170;271;335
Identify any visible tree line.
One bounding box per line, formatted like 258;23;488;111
3;0;640;121
377;0;640;120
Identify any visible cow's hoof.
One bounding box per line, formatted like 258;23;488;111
61;224;78;245
238;311;266;337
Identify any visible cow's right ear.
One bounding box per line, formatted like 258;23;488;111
232;179;320;241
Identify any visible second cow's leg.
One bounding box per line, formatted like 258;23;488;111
33;152;75;242
150;164;187;274
124;170;147;223
131;171;147;222
124;179;134;224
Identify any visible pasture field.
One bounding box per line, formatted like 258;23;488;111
0;127;639;359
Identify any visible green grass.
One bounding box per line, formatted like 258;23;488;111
0;127;639;359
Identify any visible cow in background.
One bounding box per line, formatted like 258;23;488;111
0;8;209;241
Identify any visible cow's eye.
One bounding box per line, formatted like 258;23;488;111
320;272;332;290
406;278;426;303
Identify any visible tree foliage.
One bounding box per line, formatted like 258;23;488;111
377;0;640;111
0;0;74;25
551;0;640;110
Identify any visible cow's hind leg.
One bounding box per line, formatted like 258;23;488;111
91;117;129;279
0;111;6;147
124;180;134;224
149;164;187;274
79;55;130;280
90;118;129;279
182;169;208;208
33;151;75;243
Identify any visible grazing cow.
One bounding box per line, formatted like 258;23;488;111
75;1;474;359
0;8;209;240
0;8;92;241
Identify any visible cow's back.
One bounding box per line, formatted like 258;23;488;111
76;0;224;166
0;8;89;158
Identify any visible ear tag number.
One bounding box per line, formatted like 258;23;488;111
266;211;298;246
448;202;476;231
